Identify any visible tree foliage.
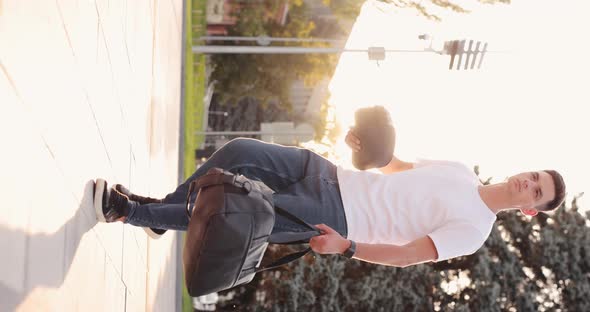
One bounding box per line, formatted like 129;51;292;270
324;0;510;21
209;1;338;108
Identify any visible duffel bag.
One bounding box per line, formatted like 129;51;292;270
183;167;320;297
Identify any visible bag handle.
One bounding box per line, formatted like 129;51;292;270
185;170;237;218
196;170;235;189
255;247;312;273
267;206;320;243
253;206;323;272
185;180;196;218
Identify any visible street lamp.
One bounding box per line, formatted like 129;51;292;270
199;35;346;46
193;34;435;61
192;45;432;61
194;35;504;68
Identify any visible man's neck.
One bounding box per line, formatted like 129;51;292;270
478;183;512;214
378;156;414;174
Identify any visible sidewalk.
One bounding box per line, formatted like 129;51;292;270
0;0;184;310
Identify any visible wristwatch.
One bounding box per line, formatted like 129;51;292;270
342;240;356;259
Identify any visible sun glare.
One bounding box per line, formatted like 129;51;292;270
324;0;589;209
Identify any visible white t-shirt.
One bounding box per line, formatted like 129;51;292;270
336;159;497;261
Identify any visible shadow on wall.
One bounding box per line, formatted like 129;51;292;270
0;181;97;311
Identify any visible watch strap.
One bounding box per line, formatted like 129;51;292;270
342;240;356;258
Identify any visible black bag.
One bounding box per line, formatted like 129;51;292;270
183;168;320;297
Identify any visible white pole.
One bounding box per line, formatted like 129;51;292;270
194;131;314;136
192;45;428;54
199;36;346;44
193;46;359;54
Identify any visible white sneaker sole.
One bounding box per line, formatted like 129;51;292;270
94;179;107;222
143;227;163;239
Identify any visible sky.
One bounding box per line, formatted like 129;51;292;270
324;0;589;211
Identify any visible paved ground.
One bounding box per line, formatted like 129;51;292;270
0;0;184;310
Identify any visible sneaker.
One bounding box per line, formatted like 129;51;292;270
114;184;167;239
114;184;163;204
94;179;130;223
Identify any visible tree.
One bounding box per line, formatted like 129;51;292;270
324;0;510;21
209;1;338;109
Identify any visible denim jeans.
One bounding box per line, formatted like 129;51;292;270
125;138;348;237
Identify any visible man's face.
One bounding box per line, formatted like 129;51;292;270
506;171;556;215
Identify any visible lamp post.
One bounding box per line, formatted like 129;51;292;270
194;34;506;66
194;34;437;61
199;35;346;46
192;45;435;61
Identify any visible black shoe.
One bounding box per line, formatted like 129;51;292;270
114;184;167;239
114;184;163;204
94;179;130;223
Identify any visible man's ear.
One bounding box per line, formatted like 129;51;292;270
520;207;539;217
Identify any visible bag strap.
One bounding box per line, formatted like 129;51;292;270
254;207;322;272
185;170;237;218
255;247;312;273
267;206;320;243
185;180;197;218
196;171;235;189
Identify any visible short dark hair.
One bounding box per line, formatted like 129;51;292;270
537;170;566;211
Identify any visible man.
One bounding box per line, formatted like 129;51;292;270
310;130;566;266
94;133;566;267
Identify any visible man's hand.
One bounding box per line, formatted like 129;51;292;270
309;224;350;255
345;128;361;152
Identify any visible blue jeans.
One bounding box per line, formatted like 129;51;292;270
125;138;348;237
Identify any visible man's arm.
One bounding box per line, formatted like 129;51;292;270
310;224;438;268
353;236;438;267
